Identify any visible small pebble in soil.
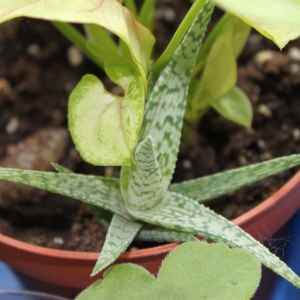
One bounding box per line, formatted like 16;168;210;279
6;116;19;134
0;128;69;205
238;155;247;166
292;128;300;141
129;246;139;251
256;139;266;150
289;62;300;74
71;223;82;234
260;152;272;160
288;47;300;62
155;7;176;22
53;237;64;245
182;159;192;169
27;43;41;56
254;50;274;67
257;104;272;117
67;45;84;67
105;167;115;178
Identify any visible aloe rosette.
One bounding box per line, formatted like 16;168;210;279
0;0;300;290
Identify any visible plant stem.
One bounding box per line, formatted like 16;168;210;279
150;0;206;78
124;0;138;17
138;0;156;32
52;22;104;68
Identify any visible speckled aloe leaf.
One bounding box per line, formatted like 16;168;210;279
170;154;300;203
52;163;141;275
0;168;129;218
91;214;143;276
136;226;197;243
139;0;214;190
52;163;114;227
52;163;195;244
76;242;261;300
128;191;300;288
121;135;164;211
69;57;145;166
0;0;155;76
215;0;300;49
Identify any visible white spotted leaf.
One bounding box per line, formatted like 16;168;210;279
170;154;300;203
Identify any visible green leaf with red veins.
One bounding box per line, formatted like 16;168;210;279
215;0;300;49
0;0;154;81
68;57;145;166
139;0;214;191
128;191;300;289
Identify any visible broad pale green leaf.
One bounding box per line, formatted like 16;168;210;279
211;86;252;128
128;192;300;288
232;17;251;58
76;242;261;300
170;154;300;203
137;225;197;243
215;0;300;49
194;18;237;112
157;242;261;300
0;168;129;218
140;1;214;189
69;58;145;166
121;136;164;211
0;0;155;75
92;214;143;276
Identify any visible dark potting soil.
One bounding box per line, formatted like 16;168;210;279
0;2;300;252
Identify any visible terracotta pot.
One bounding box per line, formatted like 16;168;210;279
0;171;300;290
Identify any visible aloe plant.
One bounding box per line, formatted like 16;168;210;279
0;0;300;291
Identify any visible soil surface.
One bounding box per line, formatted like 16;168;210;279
0;1;300;252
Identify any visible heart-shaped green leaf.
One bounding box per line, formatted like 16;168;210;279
76;242;261;300
68;57;145;166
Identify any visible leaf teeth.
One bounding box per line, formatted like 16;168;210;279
91;214;143;276
129;191;300;289
0;167;128;217
170;154;300;203
140;1;214;190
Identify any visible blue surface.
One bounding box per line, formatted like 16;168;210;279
270;209;300;300
0;262;26;291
